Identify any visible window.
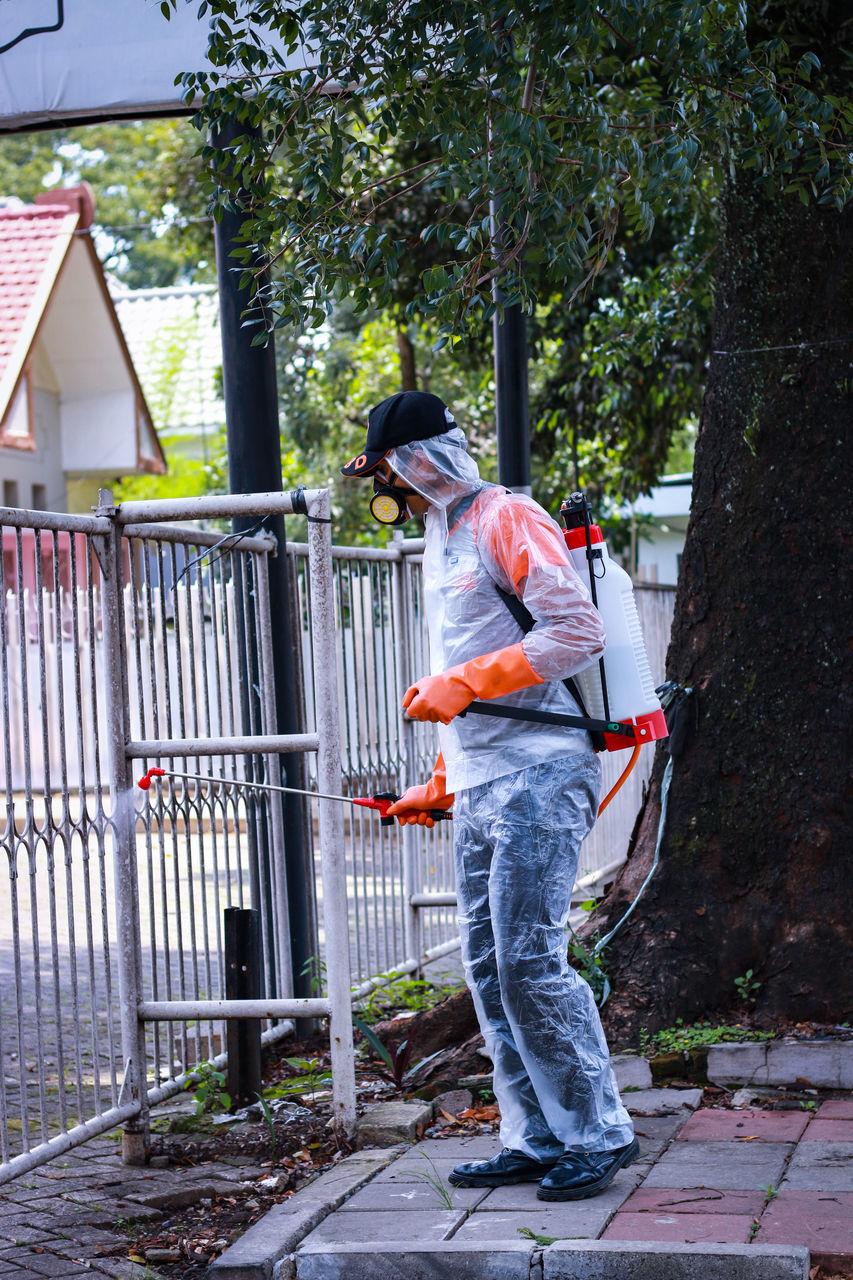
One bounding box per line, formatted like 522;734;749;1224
3;479;20;508
0;370;35;450
31;484;47;511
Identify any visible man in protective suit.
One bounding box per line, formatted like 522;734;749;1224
341;390;637;1200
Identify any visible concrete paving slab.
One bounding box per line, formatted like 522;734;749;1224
619;1186;766;1216
817;1099;853;1119
641;1140;793;1189
371;1157;469;1184
707;1040;853;1088
543;1240;809;1279
356;1101;433;1147
800;1118;853;1141
623;1088;703;1115
207;1147;403;1280
611;1056;653;1091
632;1115;689;1161
477;1169;639;1214
602;1211;754;1243
450;1203;607;1243
336;1180;490;1212
299;1208;466;1245
754;1189;853;1271
411;1136;502;1158
294;1240;536;1280
781;1141;853;1191
676;1108;810;1143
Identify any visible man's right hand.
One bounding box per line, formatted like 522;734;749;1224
386;778;454;827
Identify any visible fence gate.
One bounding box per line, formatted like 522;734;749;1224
0;488;355;1184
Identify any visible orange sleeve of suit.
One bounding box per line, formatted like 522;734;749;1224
477;495;606;682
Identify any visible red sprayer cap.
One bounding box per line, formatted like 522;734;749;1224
563;524;604;551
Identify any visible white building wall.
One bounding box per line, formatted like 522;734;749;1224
636;529;684;586
0;383;66;512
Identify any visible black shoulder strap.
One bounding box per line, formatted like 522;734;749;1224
492;582;606;752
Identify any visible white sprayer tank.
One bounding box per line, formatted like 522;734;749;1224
563;513;668;751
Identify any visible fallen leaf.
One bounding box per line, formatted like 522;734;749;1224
735;1135;760;1141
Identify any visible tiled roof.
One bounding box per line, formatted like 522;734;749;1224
112;285;225;435
0;203;77;393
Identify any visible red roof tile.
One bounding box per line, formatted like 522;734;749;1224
0;204;78;389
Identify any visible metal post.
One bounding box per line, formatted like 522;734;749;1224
306;491;356;1136
93;490;148;1165
224;908;263;1110
213;115;316;1012
493;300;531;494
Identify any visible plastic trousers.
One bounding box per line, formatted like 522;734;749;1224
454;756;635;1160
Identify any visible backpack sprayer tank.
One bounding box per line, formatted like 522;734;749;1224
560;492;669;752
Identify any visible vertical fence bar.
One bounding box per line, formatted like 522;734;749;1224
306;492;356;1135
390;544;422;971
93;498;146;1163
255;548;294;1004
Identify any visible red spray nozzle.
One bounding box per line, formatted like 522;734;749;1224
138;767;166;791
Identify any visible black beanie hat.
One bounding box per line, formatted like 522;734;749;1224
340;391;456;477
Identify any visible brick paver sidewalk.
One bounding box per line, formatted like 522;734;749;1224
604;1099;853;1272
2;1092;851;1278
288;1094;853;1276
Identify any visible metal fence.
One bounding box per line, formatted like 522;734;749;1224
0;491;354;1184
1;496;674;1185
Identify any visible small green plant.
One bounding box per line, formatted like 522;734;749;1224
518;1227;588;1245
408;1153;455;1209
764;1184;778;1203
799;1099;817;1112
188;1060;231;1115
358;972;467;1022
566;929;610;1006
734;969;762;1005
749;1219;760;1241
301;954;327;996
353;1014;415;1088
270;1057;333;1101
638;1020;776;1056
257;1094;277;1159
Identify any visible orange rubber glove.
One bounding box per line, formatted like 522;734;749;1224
401;642;544;724
386;755;454;827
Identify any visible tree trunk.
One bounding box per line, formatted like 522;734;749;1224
396;324;418;391
587;171;853;1047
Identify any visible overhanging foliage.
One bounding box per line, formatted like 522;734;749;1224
168;0;850;336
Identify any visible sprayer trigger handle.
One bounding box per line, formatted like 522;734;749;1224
371;791;399;826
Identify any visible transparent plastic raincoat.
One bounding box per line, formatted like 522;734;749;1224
389;429;634;1158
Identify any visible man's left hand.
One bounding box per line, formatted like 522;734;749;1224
402;673;473;723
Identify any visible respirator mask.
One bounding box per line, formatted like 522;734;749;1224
369;473;420;526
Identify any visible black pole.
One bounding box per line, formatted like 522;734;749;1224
213;116;316;1017
490;188;531;492
492;301;531;491
225;907;262;1110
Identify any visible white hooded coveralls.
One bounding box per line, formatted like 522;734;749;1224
390;429;634;1158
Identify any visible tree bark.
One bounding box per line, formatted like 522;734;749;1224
587;171;853;1047
396;324;418;391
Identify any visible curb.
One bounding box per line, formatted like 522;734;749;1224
205;1146;405;1280
289;1240;810;1280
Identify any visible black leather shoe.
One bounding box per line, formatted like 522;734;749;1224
536;1137;640;1201
448;1147;558;1187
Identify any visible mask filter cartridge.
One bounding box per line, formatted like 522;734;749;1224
370;487;409;526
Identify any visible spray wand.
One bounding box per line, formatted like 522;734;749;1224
137;766;452;826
